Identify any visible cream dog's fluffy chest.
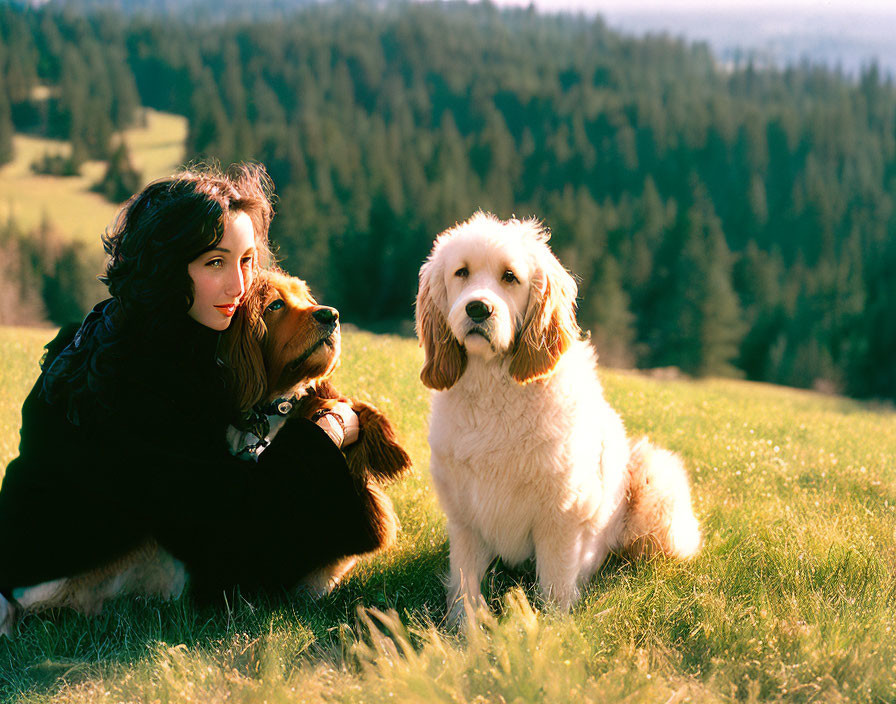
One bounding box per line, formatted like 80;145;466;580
428;345;626;565
429;369;549;563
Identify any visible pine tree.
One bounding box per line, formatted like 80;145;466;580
849;230;896;398
0;88;13;166
44;243;90;325
0;11;39;105
187;72;234;158
220;41;254;160
586;254;635;367
734;241;785;381
93;141;142;203
108;48;141;131
649;190;745;376
624;178;669;305
697;223;746;376
546;185;605;285
472;106;518;215
427;112;475;227
0;218;45;325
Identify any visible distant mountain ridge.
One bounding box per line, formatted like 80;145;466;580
604;7;896;78
22;0;317;15
29;0;896;77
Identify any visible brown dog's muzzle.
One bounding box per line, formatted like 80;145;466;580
312;307;339;327
266;301;342;398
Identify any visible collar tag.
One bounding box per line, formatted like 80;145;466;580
276;400;293;415
262;395;299;417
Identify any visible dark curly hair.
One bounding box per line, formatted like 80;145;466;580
41;162;276;425
101;162;274;322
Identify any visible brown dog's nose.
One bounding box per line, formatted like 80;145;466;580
465;300;492;323
313;307;339;326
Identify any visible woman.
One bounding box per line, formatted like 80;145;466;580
0;164;373;622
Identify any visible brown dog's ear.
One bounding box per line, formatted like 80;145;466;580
509;240;580;385
344;401;412;483
220;278;269;412
311;379;340;400
416;256;466;390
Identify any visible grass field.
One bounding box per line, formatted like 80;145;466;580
0;109;188;245
1;325;894;703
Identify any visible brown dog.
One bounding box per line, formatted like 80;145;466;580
222;268;412;592
8;270;410;624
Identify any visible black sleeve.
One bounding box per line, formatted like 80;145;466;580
1;389;376;596
2;321;379;596
144;416;381;595
0;337;143;591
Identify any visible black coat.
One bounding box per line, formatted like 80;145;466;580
0;307;379;599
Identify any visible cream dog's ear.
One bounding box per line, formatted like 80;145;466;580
509;239;580;385
416;255;467;390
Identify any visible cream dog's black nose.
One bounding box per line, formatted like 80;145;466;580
465;300;492;323
313;307;339;326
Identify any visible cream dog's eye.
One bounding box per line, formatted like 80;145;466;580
502;270;518;284
265;299;285;314
455;267;469;278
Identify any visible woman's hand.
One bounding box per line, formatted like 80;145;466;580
314;402;360;448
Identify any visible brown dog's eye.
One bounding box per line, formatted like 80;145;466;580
265;299;285;314
502;270;518;284
455;267;469;278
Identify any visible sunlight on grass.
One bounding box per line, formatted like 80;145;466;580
0;326;52;472
122;110;190;184
53;591;690;704
0;109;187;244
1;327;894;703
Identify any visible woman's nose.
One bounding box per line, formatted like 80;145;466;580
225;264;246;298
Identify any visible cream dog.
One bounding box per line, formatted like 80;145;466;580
416;212;701;621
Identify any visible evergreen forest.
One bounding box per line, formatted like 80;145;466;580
1;0;894;400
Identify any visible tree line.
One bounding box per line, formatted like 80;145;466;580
0;1;894;399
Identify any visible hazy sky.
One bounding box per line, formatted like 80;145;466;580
487;0;896;75
492;0;896;13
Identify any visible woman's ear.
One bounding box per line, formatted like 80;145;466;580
509;246;580;385
416;256;466;390
220;281;268;411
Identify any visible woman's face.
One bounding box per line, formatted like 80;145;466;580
187;211;257;331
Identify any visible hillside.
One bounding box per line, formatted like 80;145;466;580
0;108;187;244
2;2;895;398
1;325;894;703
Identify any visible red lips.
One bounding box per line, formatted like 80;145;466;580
215;304;237;317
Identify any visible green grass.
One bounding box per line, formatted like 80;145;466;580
0;109;188;244
1;326;894;703
0;327;50;471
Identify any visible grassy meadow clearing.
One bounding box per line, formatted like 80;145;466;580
0;109;188;244
0;325;895;703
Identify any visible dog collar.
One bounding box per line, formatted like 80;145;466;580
259;395;300;417
234;393;302;447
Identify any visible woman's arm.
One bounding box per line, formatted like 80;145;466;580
312;401;361;448
140;415;379;596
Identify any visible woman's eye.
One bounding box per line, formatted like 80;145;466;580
502;270;518;284
454;267;469;278
207;258;224;268
241;256;254;267
265;299;285;313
